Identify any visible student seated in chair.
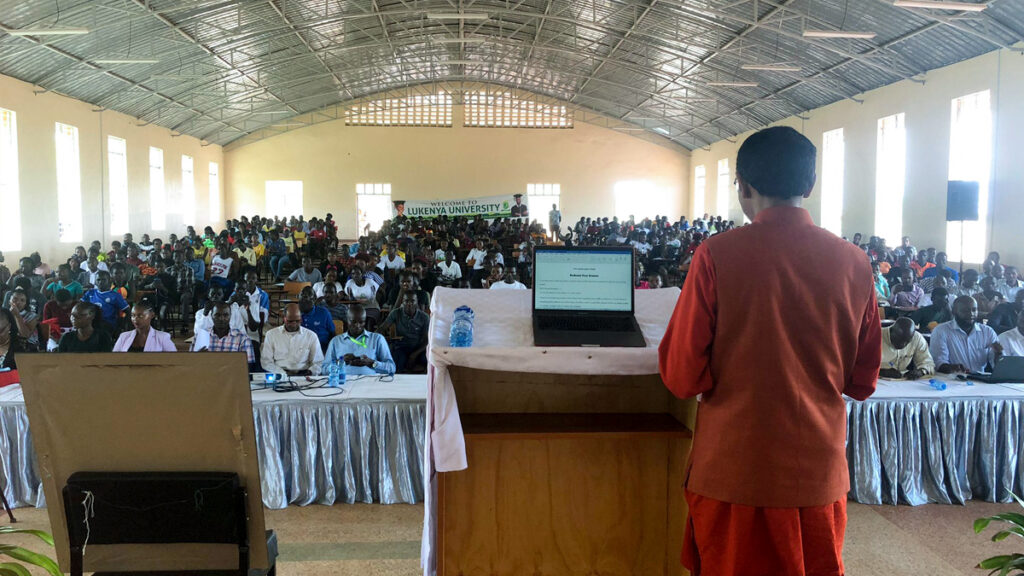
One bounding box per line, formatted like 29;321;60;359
192;302;256;371
378;292;429;374
323;304;395;376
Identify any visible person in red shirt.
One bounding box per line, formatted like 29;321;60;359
659;126;881;576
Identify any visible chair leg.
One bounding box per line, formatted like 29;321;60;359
0;489;15;523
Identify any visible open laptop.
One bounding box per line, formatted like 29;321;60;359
958;356;1024;384
532;246;646;347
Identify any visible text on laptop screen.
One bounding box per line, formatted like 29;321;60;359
534;249;633;312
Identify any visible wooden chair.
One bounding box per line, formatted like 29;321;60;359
63;471;277;576
333;319;345;335
282;281;310;299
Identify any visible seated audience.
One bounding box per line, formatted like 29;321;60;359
44;264;84;301
487;264;527;290
1001;266;1022;302
410;260;437;295
344;266;381;324
77;256;105;288
975;276;1005;317
378;292;429;373
9;257;44;294
82;271;130;332
58;302;114;353
922;252;959;283
231;270;269;362
313;269;344;299
872;262;891;303
956;269;982;298
0;307;37;370
8;288;39;347
298;286;335;351
989;291;1024;335
43;288;75;346
113;301;176;352
288;256;324;284
165;251;197;323
321;283;348;322
930;296;1001;374
909;251;934;279
208;239;238;295
890;269;924;309
194;284;247;335
261;303;324;376
323;304;396;376
387;270;430;309
909;287;953;331
436;250;462;285
879;317;934;380
997;310;1024;357
192;302;256;369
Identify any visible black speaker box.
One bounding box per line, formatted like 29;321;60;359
946;181;979;222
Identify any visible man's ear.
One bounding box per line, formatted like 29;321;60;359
737;176;754;199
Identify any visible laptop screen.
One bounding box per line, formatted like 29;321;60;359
534;248;633;312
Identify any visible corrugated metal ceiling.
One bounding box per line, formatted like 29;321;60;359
0;0;1020;149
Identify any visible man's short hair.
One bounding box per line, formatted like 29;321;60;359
55;289;72;303
736;126;817;199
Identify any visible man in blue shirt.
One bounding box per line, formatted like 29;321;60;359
298;286;334;351
323;304;395;376
930;296;1002;373
82;271;130;331
921;251;960;283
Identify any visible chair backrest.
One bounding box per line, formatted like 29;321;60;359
283;281;311;298
63;472;245;548
333;319;345;334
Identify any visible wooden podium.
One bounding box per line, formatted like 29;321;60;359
436;367;695;576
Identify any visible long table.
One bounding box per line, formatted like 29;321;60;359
846;376;1024;506
0;374;427;510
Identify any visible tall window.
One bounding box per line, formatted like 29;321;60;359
821;128;845;236
181;155;195;226
149;147;165;230
209;162;220;224
527;183;561;215
107;136;129;235
356;183;392;233
875;113;906;244
613;181;665;221
266;181;304;219
693;165;706;218
55;122;83;242
0;108;20;251
716;159;730;218
946;90;992;264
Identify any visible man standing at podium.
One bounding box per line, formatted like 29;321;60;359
659;126;881;576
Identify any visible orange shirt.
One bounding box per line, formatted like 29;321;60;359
659;206;880;508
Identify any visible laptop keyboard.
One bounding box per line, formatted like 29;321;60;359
538;315;635;332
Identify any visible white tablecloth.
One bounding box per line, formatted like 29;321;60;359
422;287;680;575
0;375;427;510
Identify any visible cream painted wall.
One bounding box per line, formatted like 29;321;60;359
0;73;223;266
690;47;1024;266
224;105;690;240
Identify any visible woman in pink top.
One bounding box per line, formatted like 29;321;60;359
113;301;177;352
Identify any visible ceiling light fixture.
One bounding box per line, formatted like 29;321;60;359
94;59;160;64
431;38;487;44
802;30;877;39
741;64;802;72
426;12;490;20
893;0;987;10
707;81;758;87
4;26;90;36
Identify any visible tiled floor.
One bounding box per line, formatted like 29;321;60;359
2;500;1020;575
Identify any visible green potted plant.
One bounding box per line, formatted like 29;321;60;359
974;494;1024;575
0;526;60;576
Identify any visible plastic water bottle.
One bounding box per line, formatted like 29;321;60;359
327;360;346;388
928;378;947;391
449;305;475;348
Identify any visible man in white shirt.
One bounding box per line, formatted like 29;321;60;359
487;264;527;290
194;284;247;335
998;311;1024;357
879;318;935;380
1001;266;1022;302
631;232;652;256
466;238;489;288
261;304;324;376
230;270;270;361
437;250;462;285
377;242;407;273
